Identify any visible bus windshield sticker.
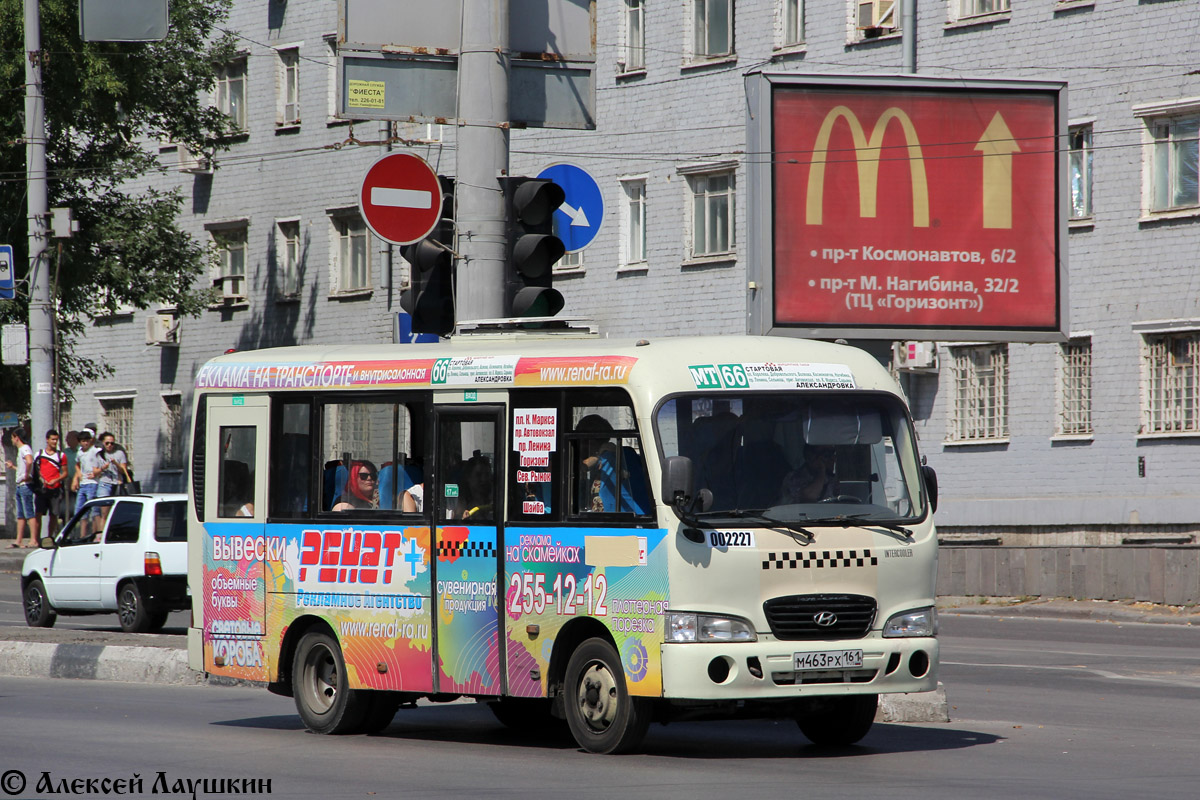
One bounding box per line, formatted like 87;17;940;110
515;408;556;515
686;362;857;390
444;483;459;498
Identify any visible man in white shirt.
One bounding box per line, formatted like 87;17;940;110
5;427;37;547
71;429;103;536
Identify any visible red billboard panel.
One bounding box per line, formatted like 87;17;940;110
771;81;1064;337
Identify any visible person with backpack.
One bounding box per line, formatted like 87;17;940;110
4;426;36;547
32;429;67;539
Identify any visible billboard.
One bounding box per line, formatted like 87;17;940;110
746;74;1068;342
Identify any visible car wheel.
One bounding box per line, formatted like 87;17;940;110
117;582;151;633
796;694;878;746
563;637;650;754
24;578;57;628
292;630;366;734
146;610;170;633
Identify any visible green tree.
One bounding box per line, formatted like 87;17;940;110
0;0;237;413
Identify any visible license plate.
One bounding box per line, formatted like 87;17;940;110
793;649;864;671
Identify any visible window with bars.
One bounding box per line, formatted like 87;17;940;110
623;0;645;71
277;48;300;126
162;395;184;470
1150;116;1199;212
215;58;248;131
688;170;735;258
1142;333;1200;434
1059;340;1093;436
101;398;135;452
211;227;247;299
1069;125;1093;220
949;345;1008;441
331;214;369;292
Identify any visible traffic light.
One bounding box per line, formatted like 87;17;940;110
401;176;455;335
502;177;566;318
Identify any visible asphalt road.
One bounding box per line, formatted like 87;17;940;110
2;611;1198;799
1;565;190;633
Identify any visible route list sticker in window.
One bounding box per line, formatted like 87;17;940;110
514;408;556;515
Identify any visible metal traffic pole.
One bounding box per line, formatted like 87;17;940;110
24;0;53;435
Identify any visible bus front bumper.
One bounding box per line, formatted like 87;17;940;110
659;636;938;700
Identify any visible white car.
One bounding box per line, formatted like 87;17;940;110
21;493;190;633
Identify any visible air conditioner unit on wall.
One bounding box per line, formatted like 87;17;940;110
146;314;181;346
893;341;938;372
857;0;896;31
178;146;212;174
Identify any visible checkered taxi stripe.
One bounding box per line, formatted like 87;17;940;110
437;541;497;560
762;550;877;570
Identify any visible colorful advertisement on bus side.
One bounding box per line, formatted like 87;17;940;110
504;526;669;699
201;522;668;697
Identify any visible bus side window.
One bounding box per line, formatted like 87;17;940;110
218;426;256;518
569;405;652;517
510;399;560;522
270;401;311;517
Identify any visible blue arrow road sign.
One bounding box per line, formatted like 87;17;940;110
537;163;603;254
0;245;14;300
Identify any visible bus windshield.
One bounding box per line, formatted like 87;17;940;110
654;392;926;524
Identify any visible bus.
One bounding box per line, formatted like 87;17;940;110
186;333;939;753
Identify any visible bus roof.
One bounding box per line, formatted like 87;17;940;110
193;335;902;398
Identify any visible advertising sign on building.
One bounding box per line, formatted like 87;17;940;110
746;73;1068;342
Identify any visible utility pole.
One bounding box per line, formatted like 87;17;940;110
24;0;53;435
455;0;510;322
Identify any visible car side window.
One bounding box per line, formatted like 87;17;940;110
104;502;143;544
60;500;115;546
154;501;188;542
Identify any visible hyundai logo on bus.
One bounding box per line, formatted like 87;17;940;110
814;611;838;627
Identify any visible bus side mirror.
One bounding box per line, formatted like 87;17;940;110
922;464;939;513
662;456;712;519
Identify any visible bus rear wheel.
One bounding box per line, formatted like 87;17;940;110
563;637;649;754
796;694;878;746
293;630;366;734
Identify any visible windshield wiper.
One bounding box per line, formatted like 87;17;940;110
693;509;816;543
798;512;913;538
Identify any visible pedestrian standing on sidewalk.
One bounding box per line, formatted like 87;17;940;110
94;432;131;529
4;427;37;548
71;429;103;535
33;429;67;539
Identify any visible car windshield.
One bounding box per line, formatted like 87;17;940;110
654;392;926;525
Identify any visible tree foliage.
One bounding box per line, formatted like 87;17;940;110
0;0;237;412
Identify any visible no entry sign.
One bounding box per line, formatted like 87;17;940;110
358;152;443;245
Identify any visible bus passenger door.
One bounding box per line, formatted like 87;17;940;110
201;396;270;682
432;406;504;696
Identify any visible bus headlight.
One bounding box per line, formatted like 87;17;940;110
665;612;757;643
882;606;938;638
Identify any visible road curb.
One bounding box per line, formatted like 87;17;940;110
0;640;203;685
0;638;951;724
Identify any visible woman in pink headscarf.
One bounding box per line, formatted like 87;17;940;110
332;460;379;511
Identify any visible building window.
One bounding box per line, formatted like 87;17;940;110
1059;339;1093;436
623;0;645;71
1143;333;1200;434
1069;125;1093;220
211;226;247;299
331;214;370;293
782;0;803;45
101;398;135;452
277;220;301;296
215;57;248;131
688;170;735;258
621;178;647;266
277;47;300;127
693;0;733;59
856;0;897;34
162;395;184;470
558;249;584;272
949;345;1008;441
957;0;1008;17
324;36;344;124
1150;116;1199;212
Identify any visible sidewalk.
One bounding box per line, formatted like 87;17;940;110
939;596;1200;625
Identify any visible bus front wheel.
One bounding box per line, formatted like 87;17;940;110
563;637;649;754
293;630;366;734
796;694;878;746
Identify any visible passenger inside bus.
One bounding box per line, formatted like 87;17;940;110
778;444;839;504
575;415;650;515
456;454;493;521
332;460;379;511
